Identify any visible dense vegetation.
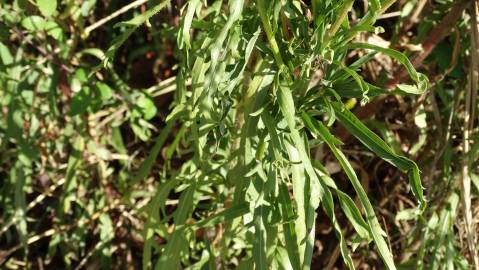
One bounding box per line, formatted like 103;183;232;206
0;0;478;269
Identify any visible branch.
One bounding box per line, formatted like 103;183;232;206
83;0;149;37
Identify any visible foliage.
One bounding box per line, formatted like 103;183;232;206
0;0;478;269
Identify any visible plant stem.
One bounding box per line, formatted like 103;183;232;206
83;0;149;37
324;0;354;43
255;0;290;79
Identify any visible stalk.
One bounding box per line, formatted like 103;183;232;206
324;0;354;44
255;0;290;78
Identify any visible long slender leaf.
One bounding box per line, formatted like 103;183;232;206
278;86;354;269
303;113;396;270
330;102;426;209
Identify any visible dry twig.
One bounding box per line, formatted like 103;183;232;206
83;0;149;37
462;1;479;268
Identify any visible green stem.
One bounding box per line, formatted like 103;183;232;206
324;0;354;44
255;0;290;78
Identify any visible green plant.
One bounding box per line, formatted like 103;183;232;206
4;0;479;269
134;0;427;269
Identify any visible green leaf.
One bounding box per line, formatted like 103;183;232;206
136;95;157;120
336;190;371;240
102;0;171;66
396;208;421;221
369;0;381;12
21;16;63;40
131;121;174;185
277;87;354;269
143;178;180;270
330;102;426;209
178;0;201;49
261;112;302;270
303;114;396;270
70;88;91;116
95;82;113;101
37;0;57;17
278;181;302;270
44;21;63;40
21;16;46;31
253;205;268;270
396;84;424;95
12;162;28;252
190;203;249;230
345;43;428;94
156;184;196;269
0;41;13;66
471;174;479;194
